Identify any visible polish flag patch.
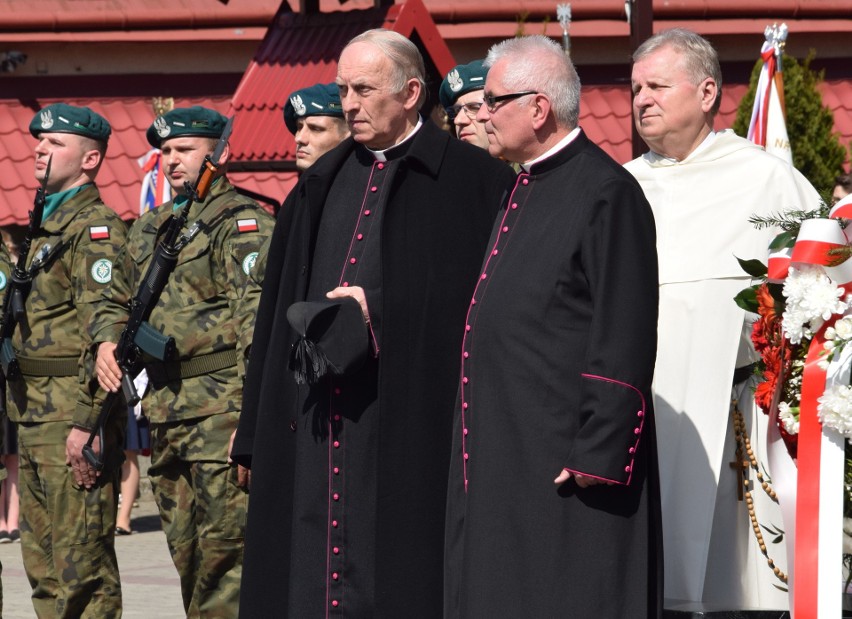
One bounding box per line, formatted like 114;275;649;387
89;225;110;240
237;218;258;233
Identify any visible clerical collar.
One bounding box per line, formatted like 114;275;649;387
42;183;91;223
520;126;582;173
369;116;424;162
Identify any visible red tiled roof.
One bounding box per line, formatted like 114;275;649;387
316;0;852;20
0;96;285;227
228;0;455;163
581;86;633;164
820;79;852;156
0;0;277;32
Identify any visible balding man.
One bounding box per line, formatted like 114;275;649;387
232;28;514;617
443;35;662;618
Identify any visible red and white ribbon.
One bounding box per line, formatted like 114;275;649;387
784;216;848;618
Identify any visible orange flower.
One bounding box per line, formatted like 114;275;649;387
754;343;788;414
756;284;777;324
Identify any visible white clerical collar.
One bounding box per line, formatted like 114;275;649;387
521;126;582;173
369;116;424;162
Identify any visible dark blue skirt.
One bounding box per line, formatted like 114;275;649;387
124;411;151;454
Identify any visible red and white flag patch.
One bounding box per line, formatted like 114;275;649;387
237;218;258;233
89;225;110;240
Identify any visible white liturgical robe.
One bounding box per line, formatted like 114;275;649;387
625;129;820;609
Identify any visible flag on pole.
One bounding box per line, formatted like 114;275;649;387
138;148;171;215
747;24;793;164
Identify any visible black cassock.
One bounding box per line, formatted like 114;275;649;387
232;120;515;618
444;131;664;618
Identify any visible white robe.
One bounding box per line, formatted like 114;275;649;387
625;130;820;608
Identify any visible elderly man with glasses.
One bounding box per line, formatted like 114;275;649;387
444;34;663;618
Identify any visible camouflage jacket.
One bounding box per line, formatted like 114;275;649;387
0;241;9;477
123;178;273;424
5;184;129;428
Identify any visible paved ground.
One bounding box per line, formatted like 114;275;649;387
0;458;185;618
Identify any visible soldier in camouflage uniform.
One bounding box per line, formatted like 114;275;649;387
98;106;273;618
0;239;13;616
5;103;127;618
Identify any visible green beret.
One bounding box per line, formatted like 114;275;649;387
283;83;344;135
439;59;488;109
29;103;111;143
146;106;227;148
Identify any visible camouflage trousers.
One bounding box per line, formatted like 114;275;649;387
17;420;123;619
148;411;248;618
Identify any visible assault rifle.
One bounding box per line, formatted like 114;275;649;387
0;156;52;384
83;117;234;470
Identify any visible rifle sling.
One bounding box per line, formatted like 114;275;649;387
16;354;78;377
146;348;237;385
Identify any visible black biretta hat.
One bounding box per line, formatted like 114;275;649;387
286;297;369;385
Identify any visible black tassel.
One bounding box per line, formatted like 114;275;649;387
290;337;330;385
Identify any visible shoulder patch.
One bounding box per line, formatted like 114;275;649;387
90;258;113;284
236;218;258;233
0;270;6;291
89;225;110;241
242;252;259;275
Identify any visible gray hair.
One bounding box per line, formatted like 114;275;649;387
484;35;581;129
344;29;427;109
633;28;723;115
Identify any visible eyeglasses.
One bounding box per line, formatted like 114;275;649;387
445;101;483;121
482;91;538;112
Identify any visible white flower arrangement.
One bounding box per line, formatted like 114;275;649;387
782;265;848;345
778;401;801;435
817;385;852;439
820;315;852;370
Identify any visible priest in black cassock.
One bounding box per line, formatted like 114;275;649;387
230;29;515;618
443;35;663;618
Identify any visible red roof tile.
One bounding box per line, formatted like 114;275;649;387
820;79;852;152
321;0;851;20
581;86;633;164
0;0;277;32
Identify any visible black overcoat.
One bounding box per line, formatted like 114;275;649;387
232;120;515;618
444;132;664;618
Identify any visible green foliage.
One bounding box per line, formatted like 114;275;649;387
737;257;768;278
732;51;847;196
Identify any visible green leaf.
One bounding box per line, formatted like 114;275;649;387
769;231;796;250
734;287;759;313
736;257;768;277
